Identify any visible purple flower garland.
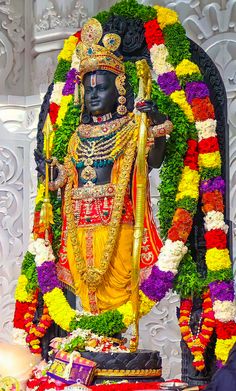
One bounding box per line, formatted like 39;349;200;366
185;81;209;104
140;266;174;302
37;261;62;294
158;71;181;95
62;68;79;96
209;281;235;303
200;176;225;195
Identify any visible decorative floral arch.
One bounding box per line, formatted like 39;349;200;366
13;0;236;370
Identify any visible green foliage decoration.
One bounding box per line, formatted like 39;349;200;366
151;82;194;237
200;167;222;180
63;336;86;353
176;196;198;216
124;61;139;96
174;251;206;298
70;310;126;337
21;251;38;292
96;0;156;25
54;59;72;83
163;23;191;67
52;100;81;164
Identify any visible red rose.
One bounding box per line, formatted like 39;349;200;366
144;19;165;49
49;102;60;125
191;97;215;121
184;139;198;170
168;208;193;243
198;137;219;154
202;190;224;213
205;229;227;249
215;320;236;339
13;301;30;329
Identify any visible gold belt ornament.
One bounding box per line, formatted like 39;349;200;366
72;182;116;200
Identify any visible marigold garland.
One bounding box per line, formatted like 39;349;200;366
179;290;215;371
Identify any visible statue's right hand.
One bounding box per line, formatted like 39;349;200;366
47;157;60;182
34;149;58;181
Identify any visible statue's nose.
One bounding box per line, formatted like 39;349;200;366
91;88;98;98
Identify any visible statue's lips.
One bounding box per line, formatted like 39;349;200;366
90;100;100;106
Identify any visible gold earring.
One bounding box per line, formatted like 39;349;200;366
115;74;127;115
80;83;85;109
74;72;80;106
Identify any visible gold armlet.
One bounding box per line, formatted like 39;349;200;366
151;120;173;138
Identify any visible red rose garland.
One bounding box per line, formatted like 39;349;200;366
144;19;164;49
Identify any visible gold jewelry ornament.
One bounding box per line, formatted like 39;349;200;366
152;119;173;137
102;33;121;52
115;74;127;115
77;18;124;79
64;121;139;292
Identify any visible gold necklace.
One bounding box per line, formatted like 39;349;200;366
64;121;138;291
77;115;131;138
74;120;136;184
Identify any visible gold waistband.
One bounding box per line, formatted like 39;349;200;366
94;368;162;378
72;183;116;200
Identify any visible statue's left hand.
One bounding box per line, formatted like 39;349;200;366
135;100;166;125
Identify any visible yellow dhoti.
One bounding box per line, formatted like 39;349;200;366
66;224;133;313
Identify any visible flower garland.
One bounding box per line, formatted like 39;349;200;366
179;290;215;371
24;290;52;354
13;0;235;369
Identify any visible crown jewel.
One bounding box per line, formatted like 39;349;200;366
77;18;125;79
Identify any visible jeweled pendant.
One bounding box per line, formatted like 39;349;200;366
81;165;97;183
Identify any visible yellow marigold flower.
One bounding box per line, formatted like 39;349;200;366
35;183;45;205
154;5;179;30
202;325;213;332
56;95;73;127
179;316;188;322
183;333;191;340
176;59;200;77
176;166;200;201
15;275;33;302
43;288;76;331
198;151;221;169
170;90;194;122
139;291;155;317
215;337;236;364
205;248;231;271
58;36;78;62
193;353;204;361
118;300;133;328
180;326;189;333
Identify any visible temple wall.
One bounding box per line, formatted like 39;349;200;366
0;0;236;380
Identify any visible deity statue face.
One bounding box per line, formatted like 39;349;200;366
83;70;119;116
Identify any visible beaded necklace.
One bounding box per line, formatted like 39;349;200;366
72;118;136;184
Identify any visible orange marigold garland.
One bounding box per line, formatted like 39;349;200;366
24;290;52;354
179;290;215;371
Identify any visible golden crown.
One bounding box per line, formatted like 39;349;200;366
77;18;125;79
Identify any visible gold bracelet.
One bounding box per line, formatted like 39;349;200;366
152;120;173;138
